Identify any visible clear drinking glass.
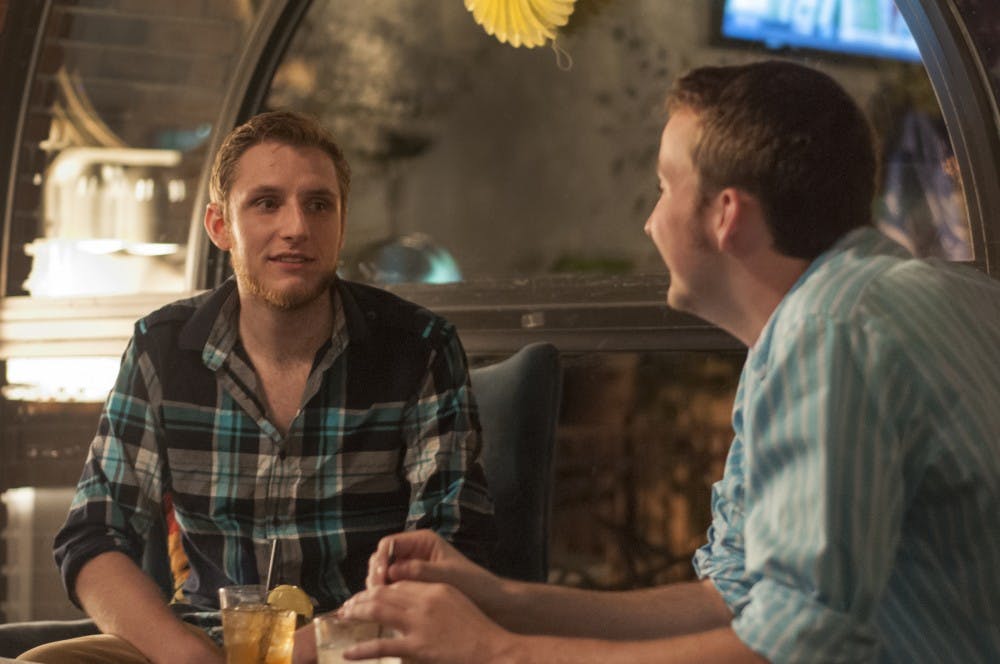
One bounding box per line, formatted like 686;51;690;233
219;585;297;664
313;614;399;664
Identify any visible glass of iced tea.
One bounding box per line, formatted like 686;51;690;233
219;585;297;664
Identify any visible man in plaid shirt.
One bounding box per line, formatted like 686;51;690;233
26;111;495;664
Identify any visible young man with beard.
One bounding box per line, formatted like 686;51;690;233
21;111;495;664
335;61;1000;663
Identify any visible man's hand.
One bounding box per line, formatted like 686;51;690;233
366;529;457;586
342;584;763;664
341;581;516;664
292;618;318;664
75;551;224;664
366;530;499;607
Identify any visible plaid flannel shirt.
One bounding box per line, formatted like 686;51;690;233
54;278;496;612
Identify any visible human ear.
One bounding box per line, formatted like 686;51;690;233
714;188;766;255
713;188;742;253
204;203;232;251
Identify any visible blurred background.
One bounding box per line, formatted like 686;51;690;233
1;0;999;621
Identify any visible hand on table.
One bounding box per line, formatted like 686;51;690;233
340;580;515;664
366;530;498;606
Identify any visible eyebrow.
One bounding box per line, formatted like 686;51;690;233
299;187;339;200
241;185;281;200
241;185;340;200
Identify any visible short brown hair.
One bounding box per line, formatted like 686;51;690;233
209;110;352;217
667;61;878;259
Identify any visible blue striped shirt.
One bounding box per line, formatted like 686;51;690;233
54;278;495;613
694;227;1000;662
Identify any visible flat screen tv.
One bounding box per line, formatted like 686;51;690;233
720;0;921;62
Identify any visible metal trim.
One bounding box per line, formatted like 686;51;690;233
383;275;745;354
3;1;998;359
185;0;314;291
0;272;747;358
897;0;1000;275
1;0;53;296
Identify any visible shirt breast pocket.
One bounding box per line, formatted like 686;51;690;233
325;449;403;495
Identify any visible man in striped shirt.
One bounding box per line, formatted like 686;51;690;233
22;111;495;664
339;61;1000;663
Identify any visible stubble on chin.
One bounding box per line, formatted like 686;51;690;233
230;254;337;310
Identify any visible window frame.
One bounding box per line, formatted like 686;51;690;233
0;0;998;359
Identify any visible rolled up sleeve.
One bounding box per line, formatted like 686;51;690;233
53;336;166;606
733;578;879;663
693;428;759;618
717;317;908;662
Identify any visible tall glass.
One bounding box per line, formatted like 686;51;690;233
219;585;297;664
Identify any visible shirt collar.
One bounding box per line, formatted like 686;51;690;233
747;225;900;364
178;277;357;371
781;226;904;304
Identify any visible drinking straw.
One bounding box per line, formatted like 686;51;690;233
265;539;278;592
258;539;280;663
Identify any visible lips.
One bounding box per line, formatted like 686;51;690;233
270;253;313;264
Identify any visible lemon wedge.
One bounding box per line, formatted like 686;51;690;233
267;584;313;620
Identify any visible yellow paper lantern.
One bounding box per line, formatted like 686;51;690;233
464;0;578;48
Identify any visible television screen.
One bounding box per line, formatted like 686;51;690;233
720;0;921;62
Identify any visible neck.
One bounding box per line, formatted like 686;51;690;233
703;252;810;348
237;290;335;364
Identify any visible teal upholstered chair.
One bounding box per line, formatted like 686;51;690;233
471;342;562;582
0;343;562;655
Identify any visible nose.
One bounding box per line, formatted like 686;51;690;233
644;195;662;238
280;201;309;240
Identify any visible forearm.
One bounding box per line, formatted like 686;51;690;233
488;578;732;640
496;626;766;664
76;551;221;664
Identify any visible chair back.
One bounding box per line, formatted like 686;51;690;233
471;342;562;582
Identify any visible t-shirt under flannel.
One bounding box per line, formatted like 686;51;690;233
54;277;496;612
